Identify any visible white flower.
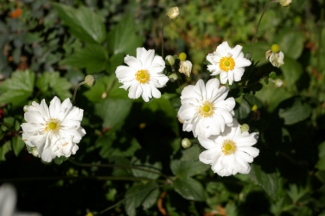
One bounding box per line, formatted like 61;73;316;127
0;183;41;216
21;96;86;162
206;41;251;85
266;50;285;68
177;78;235;139
179;60;192;77
115;47;168;102
198;120;259;176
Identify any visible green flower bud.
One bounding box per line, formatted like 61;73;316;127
181;138;191;148
165;55;175;66
84;75;95;87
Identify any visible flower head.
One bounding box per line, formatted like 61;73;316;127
177;79;235;139
265;44;285;68
115;47;168;102
206;41;251;85
21;96;86;162
198;120;259;176
179;60;192;77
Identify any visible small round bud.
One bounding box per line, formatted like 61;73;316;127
251;104;258;111
84;75;95;87
271;44;280;53
23;105;29;112
165;55;175;66
240;124;250;133
178;52;187;61
169;73;178;82
101;92;107;99
166;7;179;20
275;79;283;87
278;0;292;7
181;138;191;148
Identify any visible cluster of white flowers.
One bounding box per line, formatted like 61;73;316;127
21;96;86;162
177;41;259;176
114;42;260;177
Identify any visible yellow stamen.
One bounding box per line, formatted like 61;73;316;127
219;57;235;72
135;70;150;84
221;140;237;155
199;101;214;117
46;120;60;132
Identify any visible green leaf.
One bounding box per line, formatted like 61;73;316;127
132;161;162;180
249;165;280;199
53;3;106;44
280;57;303;89
0;70;35;106
173;177;206;201
95;98;132;129
275;28;304;60
84;74;129;103
107;14;142;56
36;72;72;99
316;141;325;170
125;182;159;216
278;97;312;125
170;160;209;178
12;136;25;157
0;141;11;161
61;44;108;74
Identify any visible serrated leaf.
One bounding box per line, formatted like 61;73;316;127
107;15;142;56
280;57;303;89
173;177;206;201
171;160;209;178
12;136;25;156
125;182;159;216
61;44;108;74
276;28;304;60
132;161;162;180
36;72;72;99
249;165;280;199
95;98;132;129
84;74;129;103
0;141;11;161
278;97;312;125
0;70;35;106
53;3;106;44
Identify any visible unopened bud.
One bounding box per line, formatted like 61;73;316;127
166;7;179;20
274;79;283;87
169;73;178;82
278;0;292;7
240;124;250;133
84;75;95;87
181;138;191;148
251;104;258;111
23;105;29;112
165;55;175;66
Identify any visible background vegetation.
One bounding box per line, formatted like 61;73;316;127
1;0;325;215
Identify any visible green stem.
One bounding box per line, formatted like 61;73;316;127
72;81;86;104
250;0;277;58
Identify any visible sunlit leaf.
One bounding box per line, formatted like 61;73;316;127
278;97;312;125
171;160;209;178
275;28;304;60
36;72;72;99
173;177;206;201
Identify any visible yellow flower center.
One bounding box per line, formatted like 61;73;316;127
135;70;150;84
46;120;60;132
271;44;280;53
199;101;214;117
221;140;237;155
219;57;235;72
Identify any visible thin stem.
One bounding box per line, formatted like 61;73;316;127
68;158;170;179
72;81;86;104
250;0;277;58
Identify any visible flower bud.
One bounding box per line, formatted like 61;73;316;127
169;73;178;82
278;0;292;6
274;79;283;87
179;60;192;77
240;124;250;133
165;55;175;66
84;75;95;87
181;138;191;148
178;52;187;61
166;7;179;20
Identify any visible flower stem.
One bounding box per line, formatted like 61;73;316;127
72;81;86;104
250;0;277;58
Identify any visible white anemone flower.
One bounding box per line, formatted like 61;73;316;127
0;184;41;216
115;47;168;102
198;120;259;176
206;41;251;85
21;96;86;162
177;78;235;139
